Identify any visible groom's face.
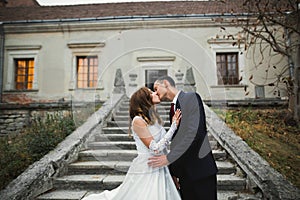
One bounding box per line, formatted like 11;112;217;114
153;81;170;101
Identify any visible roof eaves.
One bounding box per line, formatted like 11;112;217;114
2;13;249;24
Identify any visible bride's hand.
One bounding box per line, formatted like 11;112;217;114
172;109;181;126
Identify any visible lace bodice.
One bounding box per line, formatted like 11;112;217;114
131;116;169;155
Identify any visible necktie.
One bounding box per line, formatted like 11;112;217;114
170;103;175;119
170;103;177;139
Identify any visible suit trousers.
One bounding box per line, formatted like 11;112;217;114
179;174;217;200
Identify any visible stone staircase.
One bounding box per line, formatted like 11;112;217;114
36;99;261;200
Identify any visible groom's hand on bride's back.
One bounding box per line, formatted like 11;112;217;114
172;176;180;189
148;155;169;167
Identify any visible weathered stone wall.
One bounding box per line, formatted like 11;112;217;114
0;110;29;135
0;102;72;136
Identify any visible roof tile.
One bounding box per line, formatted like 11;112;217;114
0;1;294;23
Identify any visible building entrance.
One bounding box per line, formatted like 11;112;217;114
145;69;167;90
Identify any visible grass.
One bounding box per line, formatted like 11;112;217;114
213;107;300;189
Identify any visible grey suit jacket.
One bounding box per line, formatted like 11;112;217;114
167;91;217;179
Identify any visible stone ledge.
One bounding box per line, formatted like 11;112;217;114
204;99;288;107
0;94;125;200
205;105;300;200
0;101;104;110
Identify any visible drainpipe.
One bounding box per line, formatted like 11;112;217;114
0;22;4;103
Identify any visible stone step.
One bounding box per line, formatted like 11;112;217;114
114;115;170;121
36;189;89;200
112;111;129;116
217;174;246;191
101;127;217;141
217;191;262;200
36;189;261;200
118;105;170;112
87;140;219;151
52;174;246;191
67;160;236;175
53;174;124;190
68;161;131;175
122;100;170;105
102;127;131;134
94;133;134;141
212;149;228;160
77;149;137;161
78;149;227;162
119;106;171;112
115;110;168;116
87;141;137;150
107;121;171;127
94;131;219;149
102;126;171;134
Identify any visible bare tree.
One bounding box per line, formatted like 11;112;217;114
222;0;299;124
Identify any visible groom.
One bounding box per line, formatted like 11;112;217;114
148;76;218;200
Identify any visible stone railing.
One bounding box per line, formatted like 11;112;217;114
205;105;300;200
0;94;125;200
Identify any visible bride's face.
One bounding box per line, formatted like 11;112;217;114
150;91;161;104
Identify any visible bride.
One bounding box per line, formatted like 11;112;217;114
82;87;181;200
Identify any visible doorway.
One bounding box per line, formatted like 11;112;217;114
145;69;167;90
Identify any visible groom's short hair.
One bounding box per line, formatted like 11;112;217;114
157;76;176;87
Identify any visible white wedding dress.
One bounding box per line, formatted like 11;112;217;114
82;116;181;200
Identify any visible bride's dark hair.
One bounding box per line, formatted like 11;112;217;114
129;87;162;125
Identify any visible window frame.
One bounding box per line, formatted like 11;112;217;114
216;52;239;85
14;58;35;91
76;56;98;89
5;46;40;91
209;41;245;87
68;42;104;91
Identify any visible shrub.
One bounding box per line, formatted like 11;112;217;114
0;112;75;190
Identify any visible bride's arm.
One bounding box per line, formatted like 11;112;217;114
149;121;177;154
132;110;181;154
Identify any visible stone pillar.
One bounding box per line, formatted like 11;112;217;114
113;68;126;94
128;73;138;97
184;67;196;92
175;70;184;91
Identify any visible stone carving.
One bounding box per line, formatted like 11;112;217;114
113;68;126;94
184;67;196;92
175;70;184;90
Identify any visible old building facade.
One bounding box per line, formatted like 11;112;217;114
0;0;290;104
